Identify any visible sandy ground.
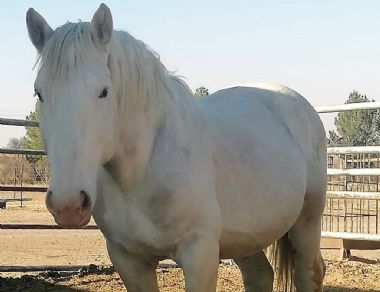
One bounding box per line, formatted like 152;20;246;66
0;192;107;267
1;192;380;291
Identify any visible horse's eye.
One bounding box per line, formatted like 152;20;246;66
99;88;108;98
34;90;43;102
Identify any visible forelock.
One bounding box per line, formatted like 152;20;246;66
37;22;93;85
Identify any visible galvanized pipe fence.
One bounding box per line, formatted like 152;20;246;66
316;102;380;244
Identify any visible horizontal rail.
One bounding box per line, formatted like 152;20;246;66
327;146;380;154
2;104;380;125
0;148;46;155
0;186;47;192
0;198;32;202
0;224;98;230
321;231;380;241
0;265;107;273
323;212;375;217
327;168;380;176
326;191;380;199
316;102;380;113
0;117;39;127
0;262;179;273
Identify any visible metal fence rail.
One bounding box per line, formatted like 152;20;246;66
0;118;47;201
315;102;380;113
0;118;38;127
326;191;380;199
327;146;380;154
0;224;98;230
321;231;380;241
0;186;47;192
0;147;46;156
327;168;380;176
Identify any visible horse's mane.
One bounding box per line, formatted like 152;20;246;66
37;22;193;116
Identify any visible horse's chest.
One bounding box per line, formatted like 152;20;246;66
93;189;185;257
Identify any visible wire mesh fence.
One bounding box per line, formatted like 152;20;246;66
324;151;380;234
322;196;380;234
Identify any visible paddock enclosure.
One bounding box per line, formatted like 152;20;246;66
2;102;380;290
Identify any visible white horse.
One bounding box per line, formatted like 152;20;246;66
26;4;326;292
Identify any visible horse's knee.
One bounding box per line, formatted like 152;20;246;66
235;252;274;292
175;231;220;292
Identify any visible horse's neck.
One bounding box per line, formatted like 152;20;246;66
106;77;200;193
104;34;204;192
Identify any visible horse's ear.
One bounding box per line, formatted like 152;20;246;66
26;8;53;53
91;3;113;49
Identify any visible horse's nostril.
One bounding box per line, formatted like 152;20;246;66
80;190;91;209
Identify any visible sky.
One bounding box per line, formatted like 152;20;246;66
1;1;379;146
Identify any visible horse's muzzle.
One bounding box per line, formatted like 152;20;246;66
46;190;92;228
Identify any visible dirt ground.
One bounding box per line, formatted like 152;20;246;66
1;192;380;291
0;192;107;267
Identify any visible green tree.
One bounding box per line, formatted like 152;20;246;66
20;102;49;183
21;102;43;150
194;86;209;97
327;130;342;146
329;91;380;146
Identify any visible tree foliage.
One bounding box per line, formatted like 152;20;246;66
194;86;209;97
2;138;25;185
19;102;49;183
21;102;43;150
7;137;22;149
328;91;380;146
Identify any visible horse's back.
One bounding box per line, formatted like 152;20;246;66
201;84;325;163
199;84;326;256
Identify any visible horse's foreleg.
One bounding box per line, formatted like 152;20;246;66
234;251;274;292
175;231;219;292
106;240;159;292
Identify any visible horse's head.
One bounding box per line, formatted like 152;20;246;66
26;4;118;227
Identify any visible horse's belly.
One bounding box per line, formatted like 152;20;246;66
218;194;301;259
218;191;303;258
219;231;271;258
216;162;306;258
214;138;307;258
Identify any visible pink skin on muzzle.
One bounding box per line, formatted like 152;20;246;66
45;190;92;228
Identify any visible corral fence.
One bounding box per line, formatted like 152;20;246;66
1;101;380;271
316;102;380;258
0;118;48;208
0;117;101;272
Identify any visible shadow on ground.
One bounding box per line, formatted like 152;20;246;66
0;276;81;292
349;256;379;265
1;277;380;292
325;287;380;292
